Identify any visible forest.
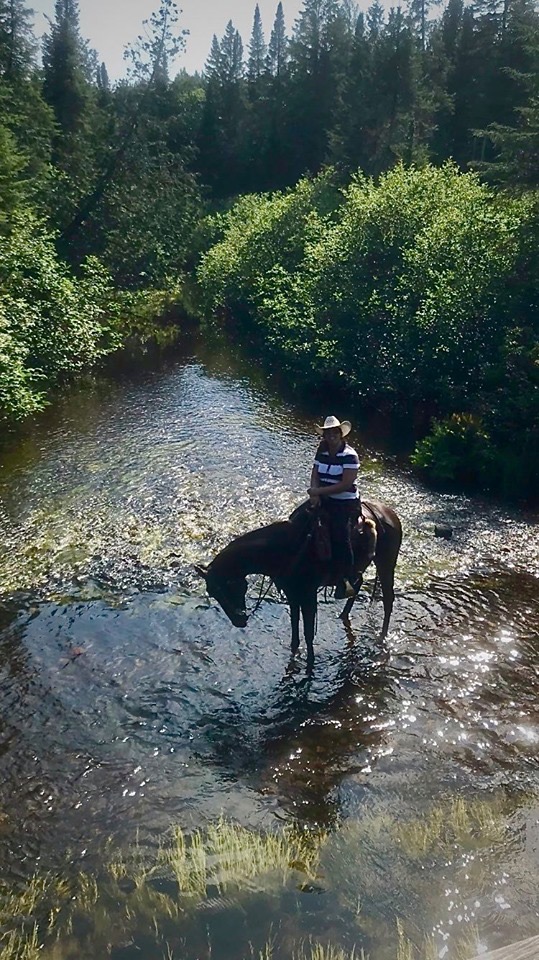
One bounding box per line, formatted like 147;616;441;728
0;0;538;497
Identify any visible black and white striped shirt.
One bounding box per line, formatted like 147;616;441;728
313;443;360;500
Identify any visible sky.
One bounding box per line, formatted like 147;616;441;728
31;0;306;77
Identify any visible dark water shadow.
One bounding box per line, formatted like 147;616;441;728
193;620;394;827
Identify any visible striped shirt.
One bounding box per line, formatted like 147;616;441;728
313;442;360;500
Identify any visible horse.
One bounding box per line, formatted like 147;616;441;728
195;499;402;667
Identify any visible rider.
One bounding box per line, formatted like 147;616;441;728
308;415;361;600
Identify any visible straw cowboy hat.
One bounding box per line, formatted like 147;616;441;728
316;415;352;437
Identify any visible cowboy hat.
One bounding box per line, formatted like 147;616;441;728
316;416;352;437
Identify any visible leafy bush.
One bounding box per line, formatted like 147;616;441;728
411;414;497;488
198;170;344;320
0;213;120;421
197;163;538;499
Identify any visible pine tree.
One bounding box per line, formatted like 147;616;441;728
332;11;376;171
220;19;244;82
198;22;246;196
267;1;288;76
97;61;109;91
286;0;354;176
0;0;35;79
408;0;435;52
0;0;54;189
473;0;539;184
372;5;417;170
248;4;267;82
42;0;89;139
204;33;222;80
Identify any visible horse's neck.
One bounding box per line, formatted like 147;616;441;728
214;521;301;578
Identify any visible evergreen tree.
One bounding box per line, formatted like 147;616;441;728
373;6;417;170
473;0;539;184
42;0;90;140
97;61;109;91
0;0;54;192
220;19;244;82
267;1;288;75
204;34;222;80
124;0;187;82
286;0;354;177
408;0;435;52
248;4;267;82
331;11;374;170
198;22;246;196
0;0;35;79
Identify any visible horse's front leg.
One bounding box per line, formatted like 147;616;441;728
289;597;301;656
301;591;318;669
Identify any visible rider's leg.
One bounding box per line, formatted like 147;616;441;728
329;501;357;599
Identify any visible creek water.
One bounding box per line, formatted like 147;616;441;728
0;330;538;960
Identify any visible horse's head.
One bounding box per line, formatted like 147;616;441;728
195;563;248;628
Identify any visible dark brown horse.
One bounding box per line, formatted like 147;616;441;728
195;499;402;667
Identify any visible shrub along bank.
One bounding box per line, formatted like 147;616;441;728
197;165;539;501
0;213;189;425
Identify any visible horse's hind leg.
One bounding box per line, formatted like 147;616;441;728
290;598;301;656
376;561;396;638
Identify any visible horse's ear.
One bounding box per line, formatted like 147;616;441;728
194;563;209;578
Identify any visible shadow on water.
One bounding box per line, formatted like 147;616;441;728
193;614;394;827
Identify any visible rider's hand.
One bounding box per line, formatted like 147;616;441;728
309;493;321;508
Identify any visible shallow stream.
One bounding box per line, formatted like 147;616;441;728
0;332;538;960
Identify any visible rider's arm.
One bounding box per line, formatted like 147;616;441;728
309;467;358;497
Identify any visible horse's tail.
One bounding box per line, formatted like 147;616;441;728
370;571;379;604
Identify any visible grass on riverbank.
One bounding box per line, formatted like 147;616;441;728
0;794;535;960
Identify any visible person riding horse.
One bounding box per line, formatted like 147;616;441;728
308;415;370;600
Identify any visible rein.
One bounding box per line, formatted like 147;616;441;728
247;574;275;617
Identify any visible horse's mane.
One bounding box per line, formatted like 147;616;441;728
211;515;310;575
226;519;298;550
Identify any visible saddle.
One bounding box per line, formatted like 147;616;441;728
312;509;377;564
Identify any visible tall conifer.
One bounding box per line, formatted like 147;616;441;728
42;0;89;138
267;1;288;75
0;0;35;78
248;4;267;82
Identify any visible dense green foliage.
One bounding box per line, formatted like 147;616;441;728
194;0;539;197
0;0;202;422
198;166;539;499
0;212;120;417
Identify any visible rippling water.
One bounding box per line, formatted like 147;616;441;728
0;332;538;959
